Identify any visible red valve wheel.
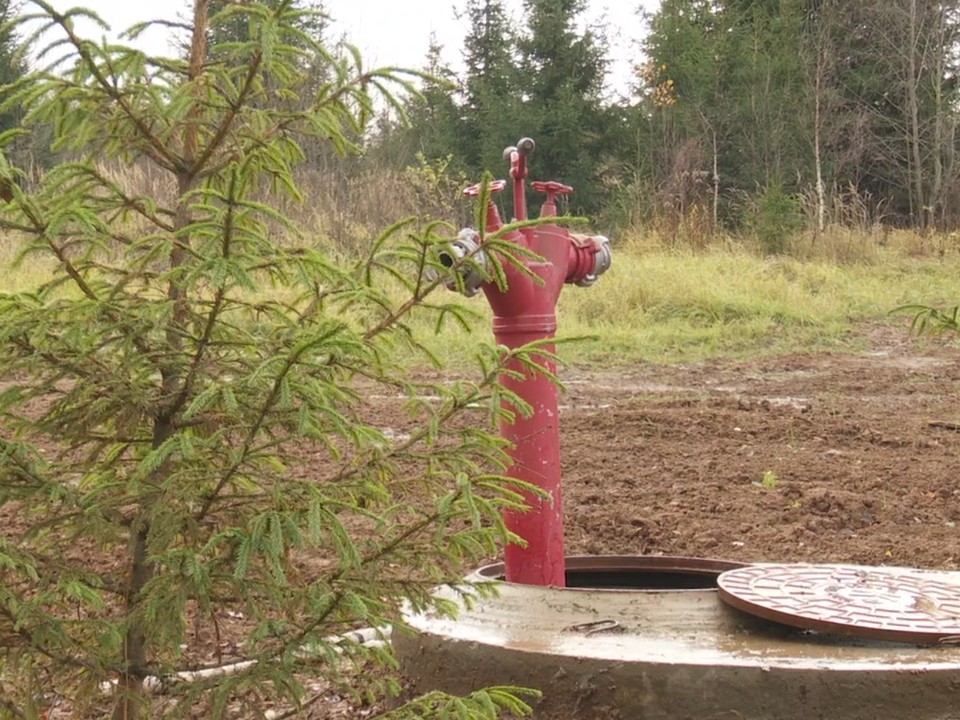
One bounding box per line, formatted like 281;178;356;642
531;181;573;195
463;179;506;198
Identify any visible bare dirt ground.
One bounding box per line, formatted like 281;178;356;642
558;322;960;570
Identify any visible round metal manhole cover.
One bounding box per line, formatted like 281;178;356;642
717;564;960;644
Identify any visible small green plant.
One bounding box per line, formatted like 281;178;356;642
0;2;541;718
896;303;960;336
755;470;779;489
404;152;472;224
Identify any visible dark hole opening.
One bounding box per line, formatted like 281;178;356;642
475;556;746;590
566;568;719;590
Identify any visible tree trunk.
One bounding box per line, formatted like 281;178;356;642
906;0;926;231
111;527;152;720
711;126;719;235
931;2;946;231
111;3;210;719
814;49;826;239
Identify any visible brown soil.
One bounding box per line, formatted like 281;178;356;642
558;323;960;570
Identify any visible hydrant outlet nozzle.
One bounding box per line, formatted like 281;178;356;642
575;235;612;288
435;229;489;297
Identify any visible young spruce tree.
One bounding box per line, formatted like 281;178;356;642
0;1;539;718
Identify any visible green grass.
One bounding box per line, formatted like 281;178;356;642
412;244;960;365
0;241;56;293
4;228;959;367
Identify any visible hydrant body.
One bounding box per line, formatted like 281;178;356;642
443;138;610;587
486;227;571;587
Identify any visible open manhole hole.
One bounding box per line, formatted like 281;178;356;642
474;555;747;590
718;563;960;644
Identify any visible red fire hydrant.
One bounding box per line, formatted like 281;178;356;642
438;138;611;586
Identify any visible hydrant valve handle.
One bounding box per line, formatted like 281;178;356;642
531;181;574;196
532;181;574;217
463;179;506;198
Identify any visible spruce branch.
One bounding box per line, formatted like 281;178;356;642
189;48;263;181
28;1;182;173
0;606;104;674
195;342;316;521
162;169;239;425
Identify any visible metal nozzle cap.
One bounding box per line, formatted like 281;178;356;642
517;137;536;156
576;235;612;288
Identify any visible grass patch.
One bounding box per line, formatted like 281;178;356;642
4;226;959;366
0;236;57;292
410;244;960;365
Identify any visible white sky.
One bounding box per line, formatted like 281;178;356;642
39;0;659;92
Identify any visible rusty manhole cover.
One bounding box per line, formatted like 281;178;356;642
717;564;960;644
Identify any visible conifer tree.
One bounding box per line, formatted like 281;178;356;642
208;0;328;56
0;2;539;717
0;0;26;137
460;0;524;175
517;0;608;213
403;35;463;162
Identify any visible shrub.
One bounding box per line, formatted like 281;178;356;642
744;182;804;254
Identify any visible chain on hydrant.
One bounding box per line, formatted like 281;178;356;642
436;137;612;587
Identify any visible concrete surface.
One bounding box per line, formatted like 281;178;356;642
396;559;960;719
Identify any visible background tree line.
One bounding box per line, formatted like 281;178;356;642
377;0;960;248
5;0;960;246
632;0;960;248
